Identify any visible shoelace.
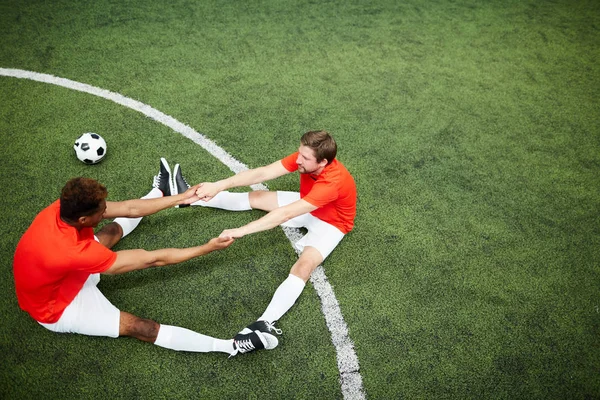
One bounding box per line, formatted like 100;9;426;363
235;337;257;353
152;175;162;188
265;321;282;335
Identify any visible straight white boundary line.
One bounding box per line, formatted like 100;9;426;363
1;68;365;400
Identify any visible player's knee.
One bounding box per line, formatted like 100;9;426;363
291;248;322;281
290;260;314;282
249;190;278;211
96;222;123;248
100;221;123;237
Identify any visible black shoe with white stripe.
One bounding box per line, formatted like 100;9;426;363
152;158;172;196
242;320;282;336
173;163;191;208
230;330;278;357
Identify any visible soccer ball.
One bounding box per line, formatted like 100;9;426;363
74;133;107;164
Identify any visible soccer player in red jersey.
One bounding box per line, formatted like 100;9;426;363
13;161;278;357
189;130;357;340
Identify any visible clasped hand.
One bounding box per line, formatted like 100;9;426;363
219;228;245;239
195;182;221;202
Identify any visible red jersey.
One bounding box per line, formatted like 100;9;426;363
281;152;357;233
13;200;117;323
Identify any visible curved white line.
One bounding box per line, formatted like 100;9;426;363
0;68;365;400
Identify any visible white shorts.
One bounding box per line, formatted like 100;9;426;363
277;191;345;260
38;273;120;338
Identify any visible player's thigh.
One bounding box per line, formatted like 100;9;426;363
294;216;345;260
39;274;120;337
249;190;279;211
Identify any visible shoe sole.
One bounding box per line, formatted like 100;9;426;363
259;331;279;350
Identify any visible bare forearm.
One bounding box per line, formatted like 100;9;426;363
220;199;317;239
217;167;270;190
118;195;186;218
198;161;288;201
248;210;289;234
104;244;220;275
150;244;216;267
226;208;291;238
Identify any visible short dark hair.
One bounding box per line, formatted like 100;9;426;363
300;130;337;164
59;177;108;222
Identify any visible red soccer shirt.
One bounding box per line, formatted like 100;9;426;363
281;152;357;233
13;200;117;323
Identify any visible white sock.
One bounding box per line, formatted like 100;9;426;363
154;324;234;354
258;274;306;323
191;191;251;211
113;187;162;238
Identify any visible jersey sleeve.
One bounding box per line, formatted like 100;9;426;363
280;152;299;172
68;239;117;274
303;179;339;208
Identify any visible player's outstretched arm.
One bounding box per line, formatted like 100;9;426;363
220;199;317;239
102;236;234;275
196;161;289;201
103;184;201;219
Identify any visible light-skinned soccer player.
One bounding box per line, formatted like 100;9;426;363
172;130;357;345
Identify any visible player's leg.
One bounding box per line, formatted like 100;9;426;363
255;248;321;324
209;190;299;221
171;160;283;212
122;311;278;355
289;247;324;282
38;274;239;354
249;190;279;211
119;312;235;354
191;192;251;210
189;190;253;211
189;189;283;212
95;222;123;249
240;216;345;335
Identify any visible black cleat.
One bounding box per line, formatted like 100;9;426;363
153;158;173;196
172;163;191;208
244;320;282;336
173;164;190;208
230;330;278;357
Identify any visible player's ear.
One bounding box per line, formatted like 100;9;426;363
78;215;89;225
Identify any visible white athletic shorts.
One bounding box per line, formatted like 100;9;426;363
277;191;345;260
38;273;120;338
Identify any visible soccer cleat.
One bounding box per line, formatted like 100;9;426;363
172;163;191;208
230;330;279;357
153;158;173;196
241;320;282;336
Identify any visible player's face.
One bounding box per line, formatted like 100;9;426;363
296;145;327;175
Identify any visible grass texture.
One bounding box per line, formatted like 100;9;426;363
1;0;599;398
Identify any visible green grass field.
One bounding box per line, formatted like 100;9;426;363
1;0;599;398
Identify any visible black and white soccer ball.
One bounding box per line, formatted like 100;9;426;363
74;133;107;164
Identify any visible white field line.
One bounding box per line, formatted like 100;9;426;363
1;68;365;400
